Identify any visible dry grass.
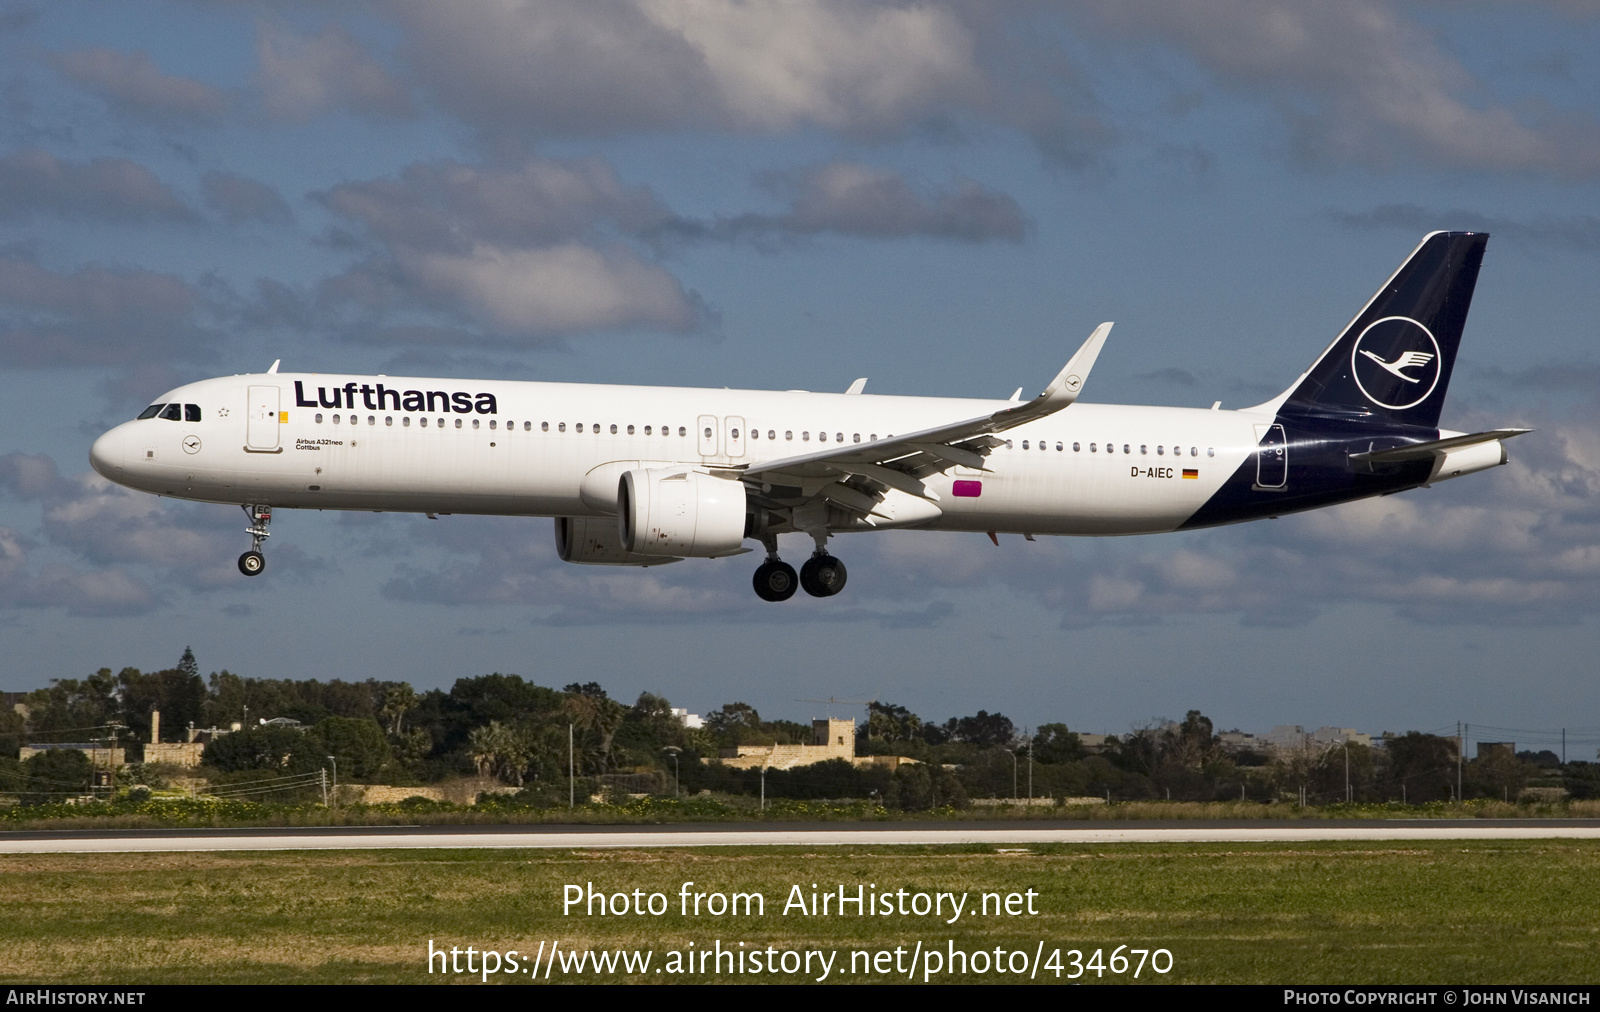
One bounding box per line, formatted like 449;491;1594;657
3;841;1599;984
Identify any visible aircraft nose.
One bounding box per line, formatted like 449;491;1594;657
89;425;128;478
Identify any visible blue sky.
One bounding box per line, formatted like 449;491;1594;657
1;1;1598;745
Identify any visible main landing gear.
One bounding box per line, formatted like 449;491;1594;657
752;533;847;601
238;504;270;576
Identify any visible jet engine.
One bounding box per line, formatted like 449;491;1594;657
554;516;680;566
618;467;748;558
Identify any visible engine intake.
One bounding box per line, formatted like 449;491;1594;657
619;468;748;558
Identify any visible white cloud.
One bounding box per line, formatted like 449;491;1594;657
390;0;988;135
1076;0;1600;174
401;242;699;335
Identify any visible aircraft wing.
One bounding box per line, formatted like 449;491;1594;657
735;323;1111;514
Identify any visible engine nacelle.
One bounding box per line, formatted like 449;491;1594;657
1427;439;1507;484
554;516;680;567
619;467;748;558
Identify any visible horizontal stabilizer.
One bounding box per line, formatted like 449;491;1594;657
1349;428;1531;464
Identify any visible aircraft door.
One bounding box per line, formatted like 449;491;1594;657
697;414;719;457
1254;423;1286;490
724;416;746;459
247;385;281;451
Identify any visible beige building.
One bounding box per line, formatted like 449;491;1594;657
144;742;205;768
715;718;919;772
20;743;125;766
718;718;855;771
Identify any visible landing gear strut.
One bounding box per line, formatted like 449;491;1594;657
238;504;270;576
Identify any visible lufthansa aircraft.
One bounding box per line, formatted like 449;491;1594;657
90;232;1526;602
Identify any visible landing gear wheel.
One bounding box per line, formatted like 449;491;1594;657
753;560;799;602
799;554;847;598
238;550;265;577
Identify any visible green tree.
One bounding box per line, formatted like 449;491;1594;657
117;656;206;742
865;702;923;744
201;726;324;776
1032;724;1082;764
311;717;391;781
1382;732;1458;802
25;670;119;736
20;748;94;805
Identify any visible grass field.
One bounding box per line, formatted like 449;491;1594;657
4;841;1598;985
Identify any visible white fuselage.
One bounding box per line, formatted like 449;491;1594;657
90;372;1264;537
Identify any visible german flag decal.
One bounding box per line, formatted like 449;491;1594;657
1182;468;1199;479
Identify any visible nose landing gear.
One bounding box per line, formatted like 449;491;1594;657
238;504;270;576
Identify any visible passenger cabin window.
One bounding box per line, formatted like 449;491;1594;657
137;404;164;420
610;424;617;434
315;413;323;424
626;424;634;435
678;426;686;436
403;416;410;427
159;404;182;421
473;419;480;429
785;431;793;440
454;418;462;429
558;422;566;432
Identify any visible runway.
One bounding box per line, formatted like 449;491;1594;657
4;819;1600;853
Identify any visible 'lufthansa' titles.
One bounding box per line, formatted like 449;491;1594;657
295;381;497;414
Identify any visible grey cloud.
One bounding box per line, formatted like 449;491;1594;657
320;158;674;252
317;157;705;340
1135;367;1198;387
2;557;159;617
0;453;243;594
686;162;1027;244
0;4;37;36
383;1;1109;164
55;48;230;124
391;0;987;136
1076;0;1600;175
0;148;194;222
1332;205;1600;254
256;23;413;122
202;170;292;225
381;516;751;623
0;255;219;367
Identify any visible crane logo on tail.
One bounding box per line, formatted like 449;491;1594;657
1350;316;1442;411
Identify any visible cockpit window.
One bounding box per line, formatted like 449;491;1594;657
137;404;164;420
185;404;201;422
158;404;182;421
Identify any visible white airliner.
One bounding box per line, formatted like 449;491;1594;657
91;232;1526;601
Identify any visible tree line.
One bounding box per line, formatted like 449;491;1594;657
2;650;1594;807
